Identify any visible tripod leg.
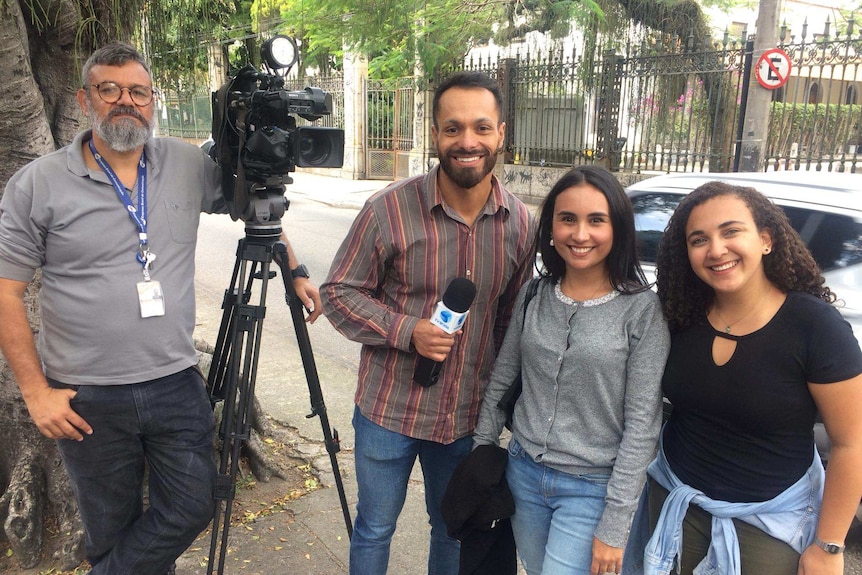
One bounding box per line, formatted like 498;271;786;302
207;238;274;575
273;244;354;539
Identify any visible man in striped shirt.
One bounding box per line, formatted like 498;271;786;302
321;71;536;574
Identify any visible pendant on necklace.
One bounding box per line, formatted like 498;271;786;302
724;326;731;334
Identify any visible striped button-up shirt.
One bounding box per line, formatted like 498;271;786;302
321;165;536;443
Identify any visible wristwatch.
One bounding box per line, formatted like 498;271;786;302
290;264;310;280
813;537;845;554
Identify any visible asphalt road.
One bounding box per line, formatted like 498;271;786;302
192;187;862;570
194;191;362;449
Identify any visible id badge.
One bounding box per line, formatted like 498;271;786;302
137;280;166;317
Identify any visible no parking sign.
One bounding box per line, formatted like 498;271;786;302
756;48;792;90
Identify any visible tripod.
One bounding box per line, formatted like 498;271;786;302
205;229;352;575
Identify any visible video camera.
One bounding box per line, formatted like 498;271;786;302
210;35;345;238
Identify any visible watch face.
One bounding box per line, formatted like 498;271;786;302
816;538;844;554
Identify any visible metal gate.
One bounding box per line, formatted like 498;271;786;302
366;77;415;180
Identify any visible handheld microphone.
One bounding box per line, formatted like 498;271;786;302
413;277;477;388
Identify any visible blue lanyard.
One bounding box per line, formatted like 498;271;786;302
88;139;150;268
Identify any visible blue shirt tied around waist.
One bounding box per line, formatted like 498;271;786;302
624;436;823;575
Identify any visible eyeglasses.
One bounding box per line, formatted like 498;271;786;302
88;82;158;106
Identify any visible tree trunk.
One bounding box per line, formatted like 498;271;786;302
0;0;128;569
0;2;297;569
0;310;86;569
0;0;87;567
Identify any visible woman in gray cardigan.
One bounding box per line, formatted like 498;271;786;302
474;165;670;575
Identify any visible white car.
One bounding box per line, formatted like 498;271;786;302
627;171;862;342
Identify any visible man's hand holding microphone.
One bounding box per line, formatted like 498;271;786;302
412;277;477;387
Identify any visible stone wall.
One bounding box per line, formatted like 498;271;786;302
494;163;653;205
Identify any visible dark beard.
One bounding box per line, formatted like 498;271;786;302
438;148;497;189
90;105;151;153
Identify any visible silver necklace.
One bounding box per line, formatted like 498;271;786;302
712;288;772;334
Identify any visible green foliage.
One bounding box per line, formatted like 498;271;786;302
142;0;248;90
697;0;757;13
244;0;609;77
833;2;862;38
630;77;712;148
768;102;862;157
498;0;606;43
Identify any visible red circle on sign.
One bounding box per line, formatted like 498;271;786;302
756;48;792;90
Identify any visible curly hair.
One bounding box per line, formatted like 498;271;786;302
536;165;648;293
655;181;834;333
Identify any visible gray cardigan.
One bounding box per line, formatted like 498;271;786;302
473;277;670;548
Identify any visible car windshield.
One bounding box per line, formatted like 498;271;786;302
631;192;862;272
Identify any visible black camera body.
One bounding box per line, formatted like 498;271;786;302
211;60;345;234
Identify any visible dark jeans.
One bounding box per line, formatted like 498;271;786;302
51;367;216;575
647;478;800;575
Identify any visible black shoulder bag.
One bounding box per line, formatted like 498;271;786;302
496;277;540;431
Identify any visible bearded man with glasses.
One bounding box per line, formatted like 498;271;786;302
0;42;321;575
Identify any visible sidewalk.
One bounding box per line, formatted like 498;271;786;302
286;170;393;209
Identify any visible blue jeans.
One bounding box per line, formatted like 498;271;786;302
507;437;610;575
350;406;472;575
51;367;216;575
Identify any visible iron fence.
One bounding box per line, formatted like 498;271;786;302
766;22;862;172
459;33;747;173
157;85;212;140
365;77;416;179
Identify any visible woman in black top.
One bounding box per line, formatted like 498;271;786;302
650;181;862;575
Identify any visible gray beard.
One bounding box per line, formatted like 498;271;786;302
89;108;152;153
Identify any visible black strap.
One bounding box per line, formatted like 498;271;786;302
521;277;540;323
496;277;541;429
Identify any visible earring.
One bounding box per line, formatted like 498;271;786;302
764;247;771;254
549;239;555;246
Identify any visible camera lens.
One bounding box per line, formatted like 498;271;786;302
299;131;332;166
295;127;344;168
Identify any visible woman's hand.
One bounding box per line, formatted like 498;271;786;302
591;536;623;575
798;543;843;575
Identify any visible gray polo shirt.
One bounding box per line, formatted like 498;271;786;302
0;130;225;385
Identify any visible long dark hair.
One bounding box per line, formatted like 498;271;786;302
536;165;648;293
655;181;834;333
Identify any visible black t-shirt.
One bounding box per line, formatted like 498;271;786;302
662;291;862;502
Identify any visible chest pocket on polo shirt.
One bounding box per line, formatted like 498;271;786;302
164;199;198;244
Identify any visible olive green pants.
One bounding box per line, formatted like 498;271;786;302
647;478;800;575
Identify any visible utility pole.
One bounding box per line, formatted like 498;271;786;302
740;0;780;171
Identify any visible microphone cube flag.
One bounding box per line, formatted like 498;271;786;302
429;302;469;334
